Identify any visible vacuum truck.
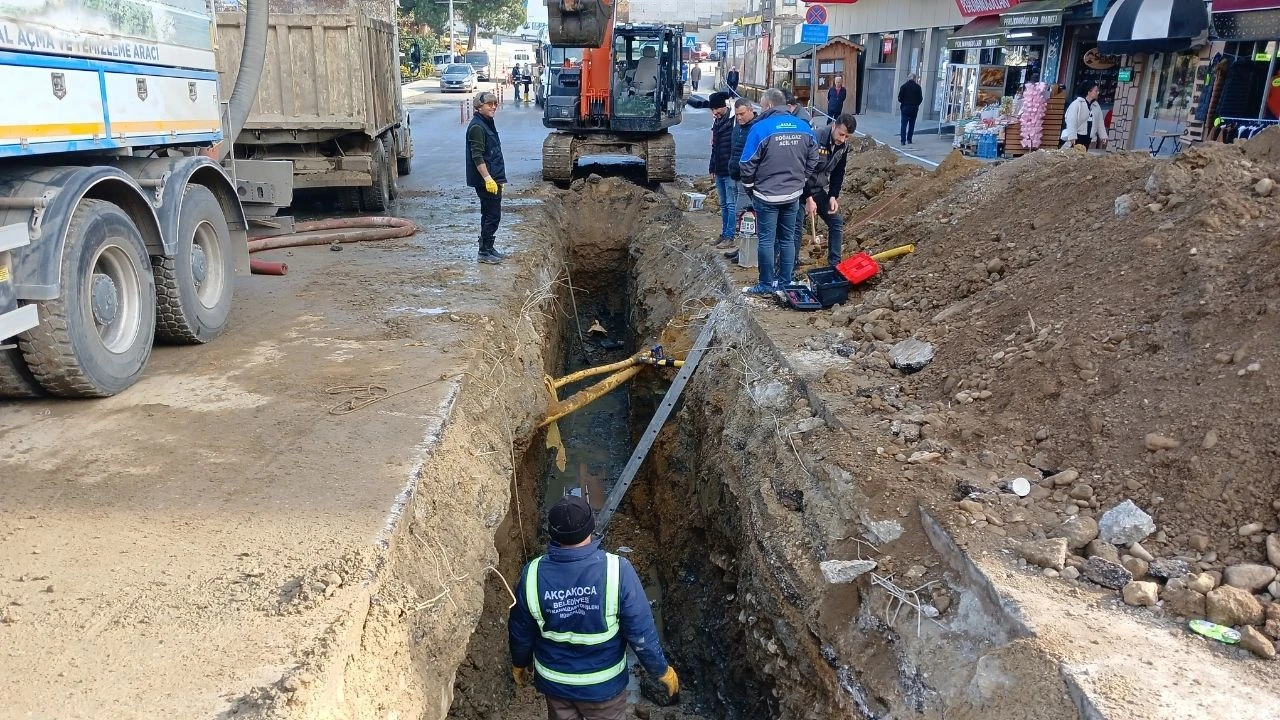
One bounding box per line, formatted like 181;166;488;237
0;0;289;398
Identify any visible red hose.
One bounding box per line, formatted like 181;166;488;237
248;216;417;274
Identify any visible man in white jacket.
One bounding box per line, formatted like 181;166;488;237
1061;82;1107;149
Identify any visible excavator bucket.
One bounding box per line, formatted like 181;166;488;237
546;0;613;48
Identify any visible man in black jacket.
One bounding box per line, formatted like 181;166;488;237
897;73;923;145
708;92;736;246
464;91;507;264
726;66;740;94
722;97;757;255
794;113;854;267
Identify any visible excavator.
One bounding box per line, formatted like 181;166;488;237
542;0;683;183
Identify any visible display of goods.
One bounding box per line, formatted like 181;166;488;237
1019;82;1048;149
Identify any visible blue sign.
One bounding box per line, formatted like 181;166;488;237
804;4;827;25
715;33;728;51
800;24;829;44
684;34;697;49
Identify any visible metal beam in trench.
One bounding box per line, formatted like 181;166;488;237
596;303;723;533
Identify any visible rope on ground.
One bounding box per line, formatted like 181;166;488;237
325;373;460;415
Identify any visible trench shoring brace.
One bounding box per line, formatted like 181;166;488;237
595;302;724;533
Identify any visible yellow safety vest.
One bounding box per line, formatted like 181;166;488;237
525;552;626;686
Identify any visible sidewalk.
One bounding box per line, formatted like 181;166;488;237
848;110;956;169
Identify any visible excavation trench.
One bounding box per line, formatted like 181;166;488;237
444;179;1073;720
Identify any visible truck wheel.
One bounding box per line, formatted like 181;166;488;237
361;139;391;212
154;185;235;344
397;151;412;176
338;188;362;213
19;199;156;397
0;346;44;398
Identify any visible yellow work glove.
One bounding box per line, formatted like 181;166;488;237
512;666;532;687
484;177;499;195
659;666;680;697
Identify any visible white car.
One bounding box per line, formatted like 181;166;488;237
440;63;478;92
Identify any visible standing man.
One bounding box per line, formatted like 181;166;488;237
739;88;818;295
708;92;735;247
722;96;758;257
897;73;923;145
465;91;508;264
690;63;702;91
511;66;522;102
509;496;680;720
794;113;854;267
826;76;847;122
726;65;740;94
522;64;533;104
783;89;812;124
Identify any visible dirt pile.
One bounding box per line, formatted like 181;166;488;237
795;137;1280;656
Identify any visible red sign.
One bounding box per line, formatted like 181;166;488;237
954;0;1018;17
805;4;828;24
1212;0;1280;11
881;37;894;54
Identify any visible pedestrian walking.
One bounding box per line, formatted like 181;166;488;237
793;113;854;267
739;88;818;295
722;97;758;257
726;65;740;94
509;496;680;720
464;91;508;264
826;76;847;121
690;63;702;91
1061;82;1105;149
708;92;735;247
897;73;922;145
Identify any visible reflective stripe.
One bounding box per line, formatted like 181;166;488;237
533;656;628;686
525;553;621;645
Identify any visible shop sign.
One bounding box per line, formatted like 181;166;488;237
738;14;764;26
947;34;1006;49
1117;67;1132;82
881;36;894;54
1257;51;1274;61
1000;10;1063;28
954;0;1018;18
1211;0;1280;11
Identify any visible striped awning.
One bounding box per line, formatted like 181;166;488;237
1098;0;1210;55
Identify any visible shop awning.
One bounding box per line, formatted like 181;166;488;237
777;42;816;57
1213;6;1280;39
947;15;1007;50
1098;0;1210;55
999;0;1088;28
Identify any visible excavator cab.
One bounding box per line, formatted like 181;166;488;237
541;24;683;183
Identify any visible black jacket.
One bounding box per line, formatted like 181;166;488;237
802;123;849;200
464;113;505;188
709;111;735;175
726;69;739;88
898;80;923;107
729;113;755;180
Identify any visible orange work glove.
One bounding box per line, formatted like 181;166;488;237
659;666;680;697
512;666;533;687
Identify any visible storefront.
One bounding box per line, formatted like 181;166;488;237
1207;0;1280;132
1096;0;1211;153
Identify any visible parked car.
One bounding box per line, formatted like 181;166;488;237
431;53;453;75
440;63;478;92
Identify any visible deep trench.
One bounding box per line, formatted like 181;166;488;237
445;184;786;720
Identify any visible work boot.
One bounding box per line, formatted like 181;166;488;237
487;248;510;260
724;250;739;261
478;251;502;264
715;236;736;250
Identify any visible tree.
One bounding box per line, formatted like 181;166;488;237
400;0;449;39
458;0;526;48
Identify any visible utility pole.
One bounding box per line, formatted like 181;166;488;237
435;0;467;58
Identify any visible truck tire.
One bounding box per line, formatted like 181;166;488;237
338;188;362;213
19;199;156;397
154;185;235;344
361;139;392;211
397;151;412;176
0;346;44;398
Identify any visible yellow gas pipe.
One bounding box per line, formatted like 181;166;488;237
871;244;915;262
540;352;684;427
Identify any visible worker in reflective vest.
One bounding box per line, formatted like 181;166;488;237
509;496;679;719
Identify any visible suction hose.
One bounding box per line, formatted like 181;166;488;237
248;217;418;275
221;0;269;160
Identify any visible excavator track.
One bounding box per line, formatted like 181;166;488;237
543;132;575;182
643;132;676;184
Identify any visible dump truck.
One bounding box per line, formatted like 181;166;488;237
216;2;414;212
0;0;291;398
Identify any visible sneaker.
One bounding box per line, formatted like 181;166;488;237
743;282;774;295
478;252;502;264
487;248;510;260
715;237;737;250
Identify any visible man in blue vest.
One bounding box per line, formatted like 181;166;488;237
509;496;679;719
465;91;508;264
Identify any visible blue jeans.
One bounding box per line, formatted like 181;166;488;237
793;190;844;266
753;197;797;287
715;175;735;239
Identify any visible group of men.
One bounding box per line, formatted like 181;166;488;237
510;64;536;103
708;88;854;295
